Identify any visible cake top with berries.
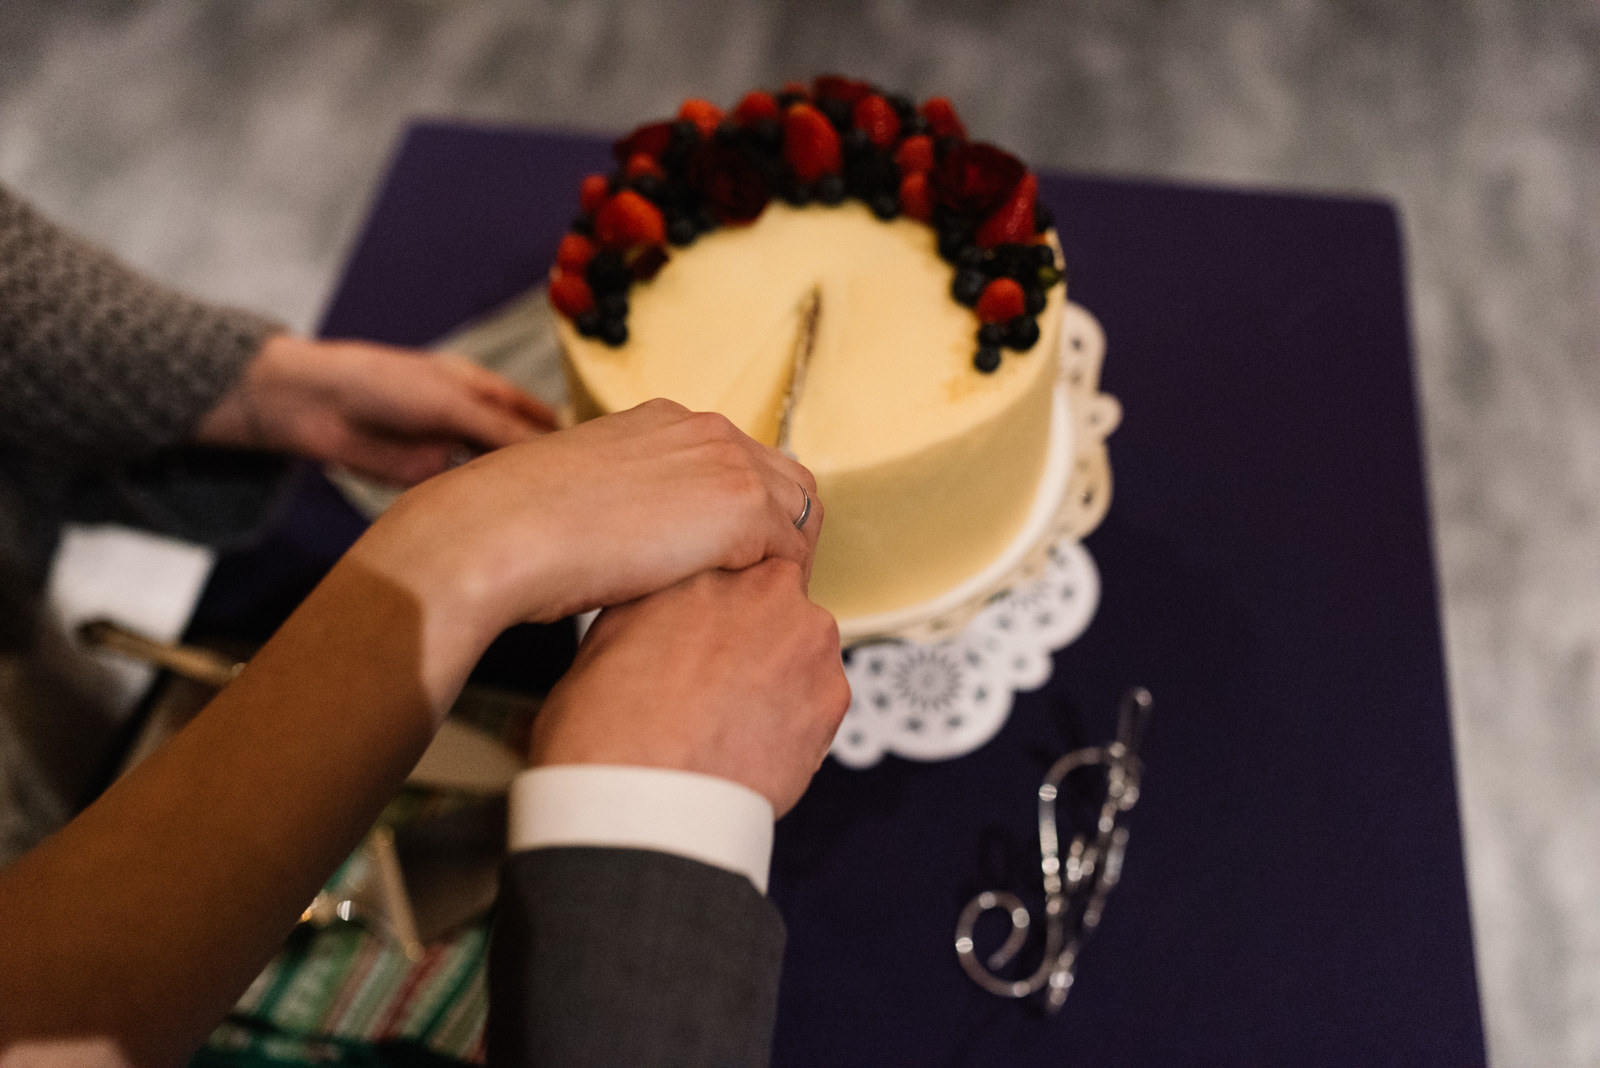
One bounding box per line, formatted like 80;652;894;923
553;76;1064;470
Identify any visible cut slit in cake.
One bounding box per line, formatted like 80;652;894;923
551;79;1071;622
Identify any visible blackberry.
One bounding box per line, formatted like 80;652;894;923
631;174;665;201
713;119;741;145
1031;243;1056;267
570;215;595;237
973;346;1002;374
978;322;1007;348
586;250;629;294
937;230;967;263
886;93;916;121
599;316;629;346
1034;201;1055;233
1005;315;1040;351
598;292;629;320
991;244;1031;279
903;113;930;137
666;214;698;246
695;205;720;233
752;118;783;151
1024;286;1047;315
870;192;900;220
957;245;987;270
951;268;987;306
841;128;871;157
668;120;700;157
574;310;602;338
816;173;847;205
779;180;812;206
818;96;852;131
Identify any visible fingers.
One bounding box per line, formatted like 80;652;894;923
435;354;561;431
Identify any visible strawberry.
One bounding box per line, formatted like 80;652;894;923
678;98;724;138
814;75;874;106
579;174;611;215
555;233;597;274
612;121;674;164
975;277;1026;324
920;97;967;139
894;134;935;173
783;103;842;183
624;152;666;181
975;173;1038;248
852;94;901;148
549;270;595;319
595;190;667;248
734;90;781;126
899;171;933;222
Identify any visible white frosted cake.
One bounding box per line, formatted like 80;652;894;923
548;78;1068;621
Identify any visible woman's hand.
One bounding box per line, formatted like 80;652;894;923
195;333;559;484
345;398;823;712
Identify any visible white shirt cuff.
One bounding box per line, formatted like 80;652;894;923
508;764;776;893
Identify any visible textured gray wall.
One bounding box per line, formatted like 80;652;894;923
1;2;1597;1064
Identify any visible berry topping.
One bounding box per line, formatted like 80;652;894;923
734;90;781;126
579;174;611;215
932;143;1026;216
869;192;900;220
599;316;629;346
920;97;968;140
1031;243;1057;267
574;310;602;338
975;277;1026;323
585;249;630;294
678;98;725;138
556;233;597;274
597;291;628;319
978;322;1007;347
595;190;667;248
1005;314;1041;351
852;94;902;148
627;244;670;281
815;173;847;205
624;153;667;182
976;172;1039;248
973;345;1002;374
813;74;874;105
570;215;595;237
951;268;987;306
898;171;933;221
783;104;843;183
894;134;935;174
689;142;772;224
666;213;698;246
1023;285;1047;315
957;245;988;269
549;271;596;319
613;121;675;164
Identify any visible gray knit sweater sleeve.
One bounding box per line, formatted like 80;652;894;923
0;182;281;462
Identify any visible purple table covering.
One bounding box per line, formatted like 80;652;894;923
199;121;1486;1066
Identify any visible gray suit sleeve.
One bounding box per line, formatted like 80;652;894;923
488;846;786;1068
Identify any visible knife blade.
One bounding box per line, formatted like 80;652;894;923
775;285;823;457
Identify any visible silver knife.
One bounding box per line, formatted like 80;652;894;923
775;286;823;457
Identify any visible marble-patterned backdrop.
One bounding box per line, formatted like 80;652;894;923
1;1;1596;1064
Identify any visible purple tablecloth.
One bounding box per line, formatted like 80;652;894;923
199;121;1485;1066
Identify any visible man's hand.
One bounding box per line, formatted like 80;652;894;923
530;560;850;816
195;334;559;484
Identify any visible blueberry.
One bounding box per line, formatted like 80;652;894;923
1031;243;1056;267
818;96;852;130
695;205;720;233
815;174;847;205
1034;201;1055;233
903;113;930;137
973;346;1002;374
951;268;987;306
599;317;629;347
586;250;629;294
669;119;700;152
667;214;698;246
991;244;1030;279
574;310;602;338
598;292;629;319
957;245;987;270
937;231;966;263
1024;287;1047;315
631;174;665;201
886;93;916;121
978;322;1007;347
1005;315;1040;351
870;193;900;220
779;180;811;206
752;118;783;150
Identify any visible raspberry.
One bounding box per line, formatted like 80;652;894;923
678;98;724;139
624;153;667;181
894;134;935;173
612;121;675;164
734;90;781;126
975;277;1027;323
783;103;842;183
579;174;610;215
813;75;874;105
976;173;1038;248
920;97;967;140
556;233;597;274
595;190;667;249
549;270;596;319
899;171;933;222
852;94;901;148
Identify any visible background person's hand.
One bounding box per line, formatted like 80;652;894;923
530;559;850;816
195;333;559;484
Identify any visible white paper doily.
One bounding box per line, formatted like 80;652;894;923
831;537;1100;769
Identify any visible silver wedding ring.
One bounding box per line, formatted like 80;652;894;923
793;483;812;530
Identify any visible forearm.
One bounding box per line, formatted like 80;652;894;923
0;558;453;1064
